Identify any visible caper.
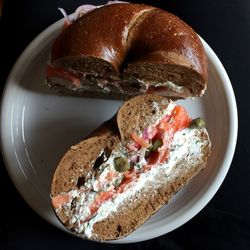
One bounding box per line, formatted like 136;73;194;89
145;145;153;157
114;157;130;172
152;139;163;151
189;117;205;129
145;139;163;157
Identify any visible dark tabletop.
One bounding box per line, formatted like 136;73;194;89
1;0;250;249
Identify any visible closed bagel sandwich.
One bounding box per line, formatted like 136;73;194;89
46;2;207;99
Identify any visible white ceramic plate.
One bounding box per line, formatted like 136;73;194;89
1;17;237;243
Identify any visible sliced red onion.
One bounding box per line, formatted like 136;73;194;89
59;2;129;26
130;155;138;163
58;7;72;25
73;4;97;21
142;128;149;140
107;1;128;4
127;143;140;152
139;148;146;161
143;126;159;140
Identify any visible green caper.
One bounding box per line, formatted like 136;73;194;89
114;157;130;172
145;139;163;157
189;117;205;129
145;145;153;157
152;139;163;151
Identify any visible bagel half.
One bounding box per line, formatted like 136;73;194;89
51;94;211;241
46;3;207;99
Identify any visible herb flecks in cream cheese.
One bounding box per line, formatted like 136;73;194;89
56;126;209;238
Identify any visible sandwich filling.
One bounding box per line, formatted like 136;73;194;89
46;65;190;98
51;103;207;237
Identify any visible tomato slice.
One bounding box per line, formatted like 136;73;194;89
171;106;191;132
158;121;171;132
131;132;150;148
46;65;81;86
144;105;191;165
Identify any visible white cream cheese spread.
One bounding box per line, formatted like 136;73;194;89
155;81;184;93
55;126;208;238
84;127;207;238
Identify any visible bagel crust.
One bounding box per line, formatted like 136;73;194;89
46;3;208;99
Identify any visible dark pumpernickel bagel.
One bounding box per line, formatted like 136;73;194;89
51;94;211;241
46;3;207;99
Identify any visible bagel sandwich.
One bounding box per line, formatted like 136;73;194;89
50;94;211;241
45;2;208;99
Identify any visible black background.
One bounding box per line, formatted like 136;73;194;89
1;0;250;249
